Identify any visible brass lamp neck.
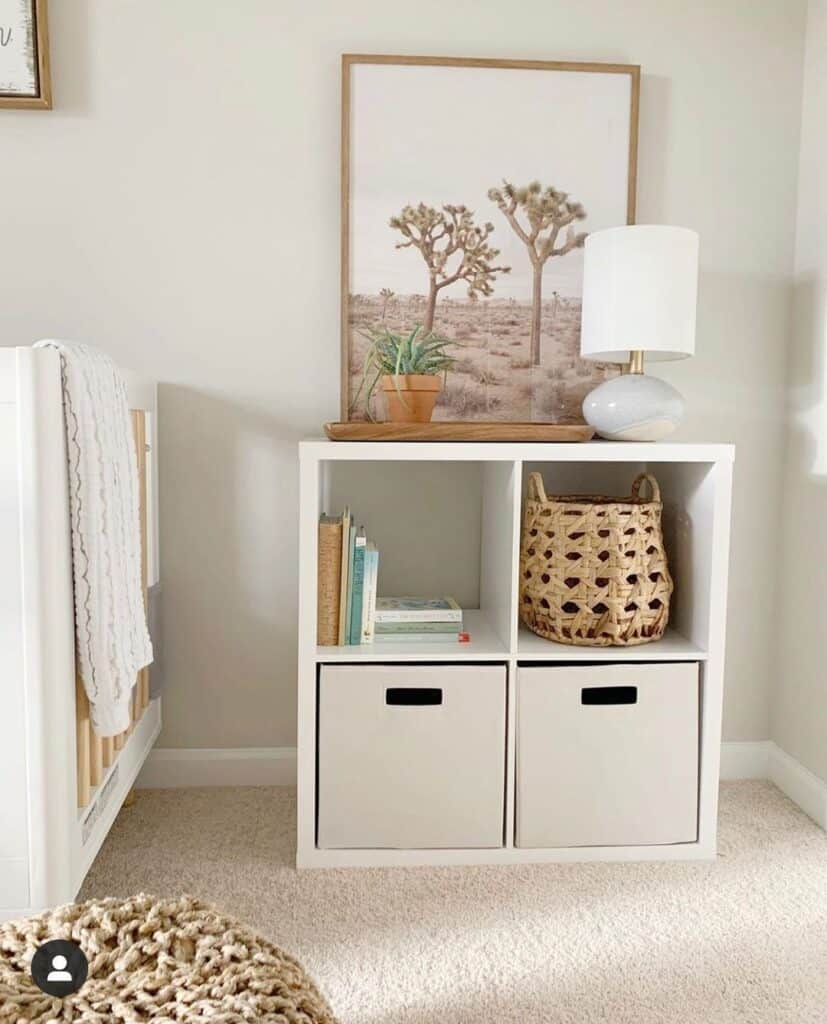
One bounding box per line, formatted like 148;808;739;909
627;350;645;375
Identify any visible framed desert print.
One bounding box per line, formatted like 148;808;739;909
0;0;51;109
341;55;639;422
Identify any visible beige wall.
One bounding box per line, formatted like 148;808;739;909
0;0;806;748
773;0;827;780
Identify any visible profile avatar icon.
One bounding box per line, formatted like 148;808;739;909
47;954;73;982
30;939;88;996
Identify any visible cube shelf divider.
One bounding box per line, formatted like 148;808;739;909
298;440;734;868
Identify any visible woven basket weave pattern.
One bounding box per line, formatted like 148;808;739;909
520;472;673;647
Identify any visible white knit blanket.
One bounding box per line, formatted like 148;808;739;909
35;341;153;737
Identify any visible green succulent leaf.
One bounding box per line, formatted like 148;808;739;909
354;323;459;414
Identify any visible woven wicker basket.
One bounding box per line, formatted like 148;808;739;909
520;471;673;647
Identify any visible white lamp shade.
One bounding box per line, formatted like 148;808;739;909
580;225;699;363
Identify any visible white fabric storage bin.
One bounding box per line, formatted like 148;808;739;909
517;663;699;848
318;664;506;849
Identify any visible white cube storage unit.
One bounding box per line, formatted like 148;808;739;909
298;441;733;868
317;664;506;849
516;663;699;848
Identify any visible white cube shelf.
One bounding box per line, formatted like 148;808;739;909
297;440;734;868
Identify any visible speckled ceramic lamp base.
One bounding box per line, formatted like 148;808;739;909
582;372;685;441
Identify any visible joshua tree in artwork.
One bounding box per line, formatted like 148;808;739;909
379;287;395;320
389;203;510;333
488;181;588;366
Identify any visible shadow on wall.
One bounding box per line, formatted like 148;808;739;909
49;0;92;113
656;269;790;444
636;73;672;223
156;384;303;749
656;267;790;742
788;276;827;479
771;276;827;780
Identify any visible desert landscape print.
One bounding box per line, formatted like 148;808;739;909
344;58;638;422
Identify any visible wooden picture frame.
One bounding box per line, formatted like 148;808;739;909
0;0;51;109
341;54;640;422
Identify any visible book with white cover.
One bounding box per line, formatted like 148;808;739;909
374;596;462;623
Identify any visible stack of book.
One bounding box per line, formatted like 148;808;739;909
317;513;466;646
317;508;379;646
374;597;464;643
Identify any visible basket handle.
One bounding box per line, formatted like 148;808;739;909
526;472;548;503
631;472;662;503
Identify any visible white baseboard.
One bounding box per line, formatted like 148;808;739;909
720;740;826;829
719;740;771;780
136;741;826;830
136;747;297;788
767;743;827;829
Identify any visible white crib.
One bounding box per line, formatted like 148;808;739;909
0;346;162;922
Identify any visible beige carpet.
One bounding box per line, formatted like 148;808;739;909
81;782;827;1024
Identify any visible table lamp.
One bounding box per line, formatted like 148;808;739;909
579;225;699;441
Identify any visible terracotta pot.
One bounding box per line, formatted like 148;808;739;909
380;374;442;423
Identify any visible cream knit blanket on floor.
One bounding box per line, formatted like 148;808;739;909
35;340;152;737
0;894;337;1023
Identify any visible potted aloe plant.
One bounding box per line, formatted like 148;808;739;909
354;325;458;423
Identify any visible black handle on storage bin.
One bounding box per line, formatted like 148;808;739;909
385;687;443;706
581;686;638;706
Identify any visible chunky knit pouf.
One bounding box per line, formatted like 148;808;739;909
0;893;336;1023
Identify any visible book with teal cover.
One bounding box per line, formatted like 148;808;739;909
361;544;379;643
374;632;460;643
348;529;367;644
375;620;461;634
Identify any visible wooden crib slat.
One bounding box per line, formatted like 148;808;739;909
140;666;150;712
102;735;115;768
76;676;91;808
127;681;137;736
114;730;125;752
90;728;103;787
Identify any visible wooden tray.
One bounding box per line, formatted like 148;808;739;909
324;422;595;442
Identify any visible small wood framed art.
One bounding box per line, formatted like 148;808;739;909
341;54;639;423
0;0;51;109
